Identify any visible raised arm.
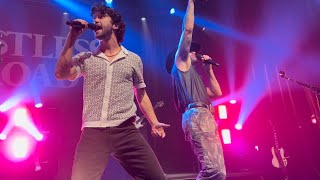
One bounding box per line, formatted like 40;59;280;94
55;19;87;80
175;0;195;71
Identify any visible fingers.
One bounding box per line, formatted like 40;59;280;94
154;122;170;128
74;19;88;26
202;55;211;61
151;128;166;138
162;123;170;127
70;19;88;34
151;122;169;138
152;131;165;138
156;131;166;138
160;132;166;138
153;122;170;128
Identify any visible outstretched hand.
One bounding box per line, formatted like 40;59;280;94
151;122;170;138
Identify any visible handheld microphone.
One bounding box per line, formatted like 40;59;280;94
66;21;97;31
196;54;220;67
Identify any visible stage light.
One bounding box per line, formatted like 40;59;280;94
230;99;237;104
11;136;29;158
35;103;43;108
221;129;231;144
34;133;44;141
12;108;29;127
218;105;227;119
105;0;113;7
141;17;146;21
53;0;92;21
235;123;242;130
0;133;7;140
170;8;175;15
0;94;23;112
9;106;44;143
311;114;317;124
4;133;35;162
63;12;68;15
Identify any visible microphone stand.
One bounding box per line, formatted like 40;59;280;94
279;71;320;124
279;71;320;178
0;41;3;64
279;71;320;96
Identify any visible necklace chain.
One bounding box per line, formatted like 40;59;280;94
106;48;122;57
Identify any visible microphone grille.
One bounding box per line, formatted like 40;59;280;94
87;23;97;31
195;54;202;59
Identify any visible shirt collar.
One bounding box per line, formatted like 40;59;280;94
92;45;129;61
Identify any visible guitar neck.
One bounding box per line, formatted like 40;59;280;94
269;120;281;149
137;104;160;122
273;130;281;150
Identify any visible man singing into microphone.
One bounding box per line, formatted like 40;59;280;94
166;0;226;179
55;3;168;180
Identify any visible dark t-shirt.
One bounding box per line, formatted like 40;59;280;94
171;64;211;113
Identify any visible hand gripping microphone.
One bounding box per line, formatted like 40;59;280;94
196;54;220;67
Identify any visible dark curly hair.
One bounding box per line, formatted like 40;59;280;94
91;3;126;44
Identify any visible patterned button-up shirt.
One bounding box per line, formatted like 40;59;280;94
72;46;146;128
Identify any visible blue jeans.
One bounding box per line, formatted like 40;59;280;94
182;107;226;180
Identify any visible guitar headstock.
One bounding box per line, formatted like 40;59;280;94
155;100;164;108
135;100;164;128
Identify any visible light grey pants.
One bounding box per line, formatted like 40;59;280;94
182;107;226;180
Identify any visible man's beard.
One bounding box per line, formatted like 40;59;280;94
96;28;113;40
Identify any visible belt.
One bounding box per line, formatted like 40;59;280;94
185;102;211;111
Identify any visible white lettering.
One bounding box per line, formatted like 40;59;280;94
1;62;31;86
54;36;66;59
74;39;90;53
7;31;33;56
33;34;54;58
0;30;8;55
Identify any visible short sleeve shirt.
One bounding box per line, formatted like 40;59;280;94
72;46;146;128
